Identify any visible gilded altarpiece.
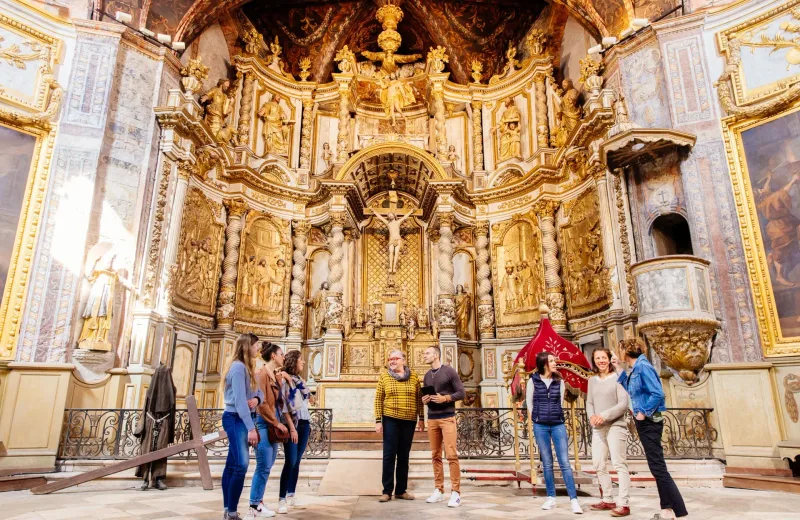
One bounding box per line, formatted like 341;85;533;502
560;188;609;318
235;214;292;328
491;216;545;338
173;188;224;318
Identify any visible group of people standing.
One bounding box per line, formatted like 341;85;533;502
220;333;312;519
526;338;688;519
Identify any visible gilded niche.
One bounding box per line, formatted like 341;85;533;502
491;215;545;330
560;189;609;318
174;188;224;316
236;214;292;324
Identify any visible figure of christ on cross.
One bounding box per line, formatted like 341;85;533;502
374;211;413;274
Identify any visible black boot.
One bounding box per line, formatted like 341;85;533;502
154;478;167;491
140;478;149;491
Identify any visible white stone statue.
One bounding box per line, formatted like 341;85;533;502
311;281;329;338
373;211;413;274
78;253;135;352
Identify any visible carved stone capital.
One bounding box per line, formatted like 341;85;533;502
224;198;249;217
588;163;608;181
177;159;196;180
474;220;490;238
471;99;482;111
438;212;454;229
292;219;311;236
329;211;347;228
427;229;441;242
533;199;559;219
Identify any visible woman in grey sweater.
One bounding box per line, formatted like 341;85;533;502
587;348;631;517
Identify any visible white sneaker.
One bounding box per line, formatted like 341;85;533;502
426;489;444;503
276;500;288;514
287;496;304;509
541;497;557;510
447;491;461;508
250;503;276;518
571;498;583;514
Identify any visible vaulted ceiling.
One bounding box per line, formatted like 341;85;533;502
102;0;684;84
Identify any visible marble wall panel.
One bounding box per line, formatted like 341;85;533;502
62;38;118;130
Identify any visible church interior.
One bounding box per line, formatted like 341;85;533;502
3;0;800;495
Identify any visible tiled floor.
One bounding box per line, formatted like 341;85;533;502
3;481;800;519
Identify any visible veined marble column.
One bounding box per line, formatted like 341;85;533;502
437;212;456;330
474;221;495;338
471;100;484;171
534;200;566;330
590;163;622;310
237;72;255;147
325;211;346;330
534;72;549;149
299;99;314;170
158;161;191;311
288;220;310;336
216;199;249;329
433;84;448;160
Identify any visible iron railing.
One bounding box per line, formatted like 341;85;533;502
455;407;716;460
57;408;333;460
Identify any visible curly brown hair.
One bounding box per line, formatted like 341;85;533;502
619;338;646;359
283;350;302;376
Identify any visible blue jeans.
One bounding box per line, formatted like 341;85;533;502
249;416;280;505
534;422;578;499
279;419;311;499
222;412;250;514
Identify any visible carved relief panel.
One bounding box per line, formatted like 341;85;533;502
173;188;224;317
491;215;545;336
236;214;292;325
559;188;610;318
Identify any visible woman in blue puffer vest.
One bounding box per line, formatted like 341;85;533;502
525;351;583;515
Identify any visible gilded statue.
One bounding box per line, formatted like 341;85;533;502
200;78;237;144
492;98;521;161
455;285;472;339
354;305;364;328
373;211;413;274
416;306;428;329
78;253;135;352
406;306;417;340
311;282;329;338
366;310;375;338
378;72;416;127
361;49;422;77
489;42;520;84
258;93;293;156
501;260;518;312
552;78;581;146
269;258;287;311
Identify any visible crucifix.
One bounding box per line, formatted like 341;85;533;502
31;396;224;495
364;190;422;277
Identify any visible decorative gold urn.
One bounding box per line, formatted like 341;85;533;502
631;255;720;385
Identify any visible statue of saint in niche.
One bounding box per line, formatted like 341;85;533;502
269;258;287;311
493;98;521;161
311;281;329;338
259;93;294;156
78;253;135;351
455;284;472;339
373;211;414;274
200;79;237;144
501;260;518;312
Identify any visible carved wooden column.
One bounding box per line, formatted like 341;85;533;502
471;100;484;171
288;220;310;336
474;221;495;338
216;199;248;329
237;72;255;147
437;212;456;330
325;211;346;330
534;199;566;330
299;99;314;170
156;160;191;311
590;163;623;311
336;93;351;162
533;72;549;148
432;83;448;160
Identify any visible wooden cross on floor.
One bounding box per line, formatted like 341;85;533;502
31;396;225;495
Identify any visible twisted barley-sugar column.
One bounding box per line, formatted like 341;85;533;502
433;87;448;159
336;94;350;162
217;199;249;328
471;100;484;171
237;73;254;146
474;221;495;337
327;212;346;294
534;199;566;328
437;212;456;295
534;72;549;148
288;220;310;332
299;99;314;169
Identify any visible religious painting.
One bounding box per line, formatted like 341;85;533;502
173;188;224;316
236;214;291;324
0;125;36;304
727;105;800;354
490;216;545;332
560;189;610;318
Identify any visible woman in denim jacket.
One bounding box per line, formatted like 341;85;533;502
617;339;687;520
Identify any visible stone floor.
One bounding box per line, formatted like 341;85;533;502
3;481;800;519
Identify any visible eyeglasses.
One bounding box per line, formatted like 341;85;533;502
388;357;402;361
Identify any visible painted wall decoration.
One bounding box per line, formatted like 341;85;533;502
619;44;671;128
236;214;292;324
